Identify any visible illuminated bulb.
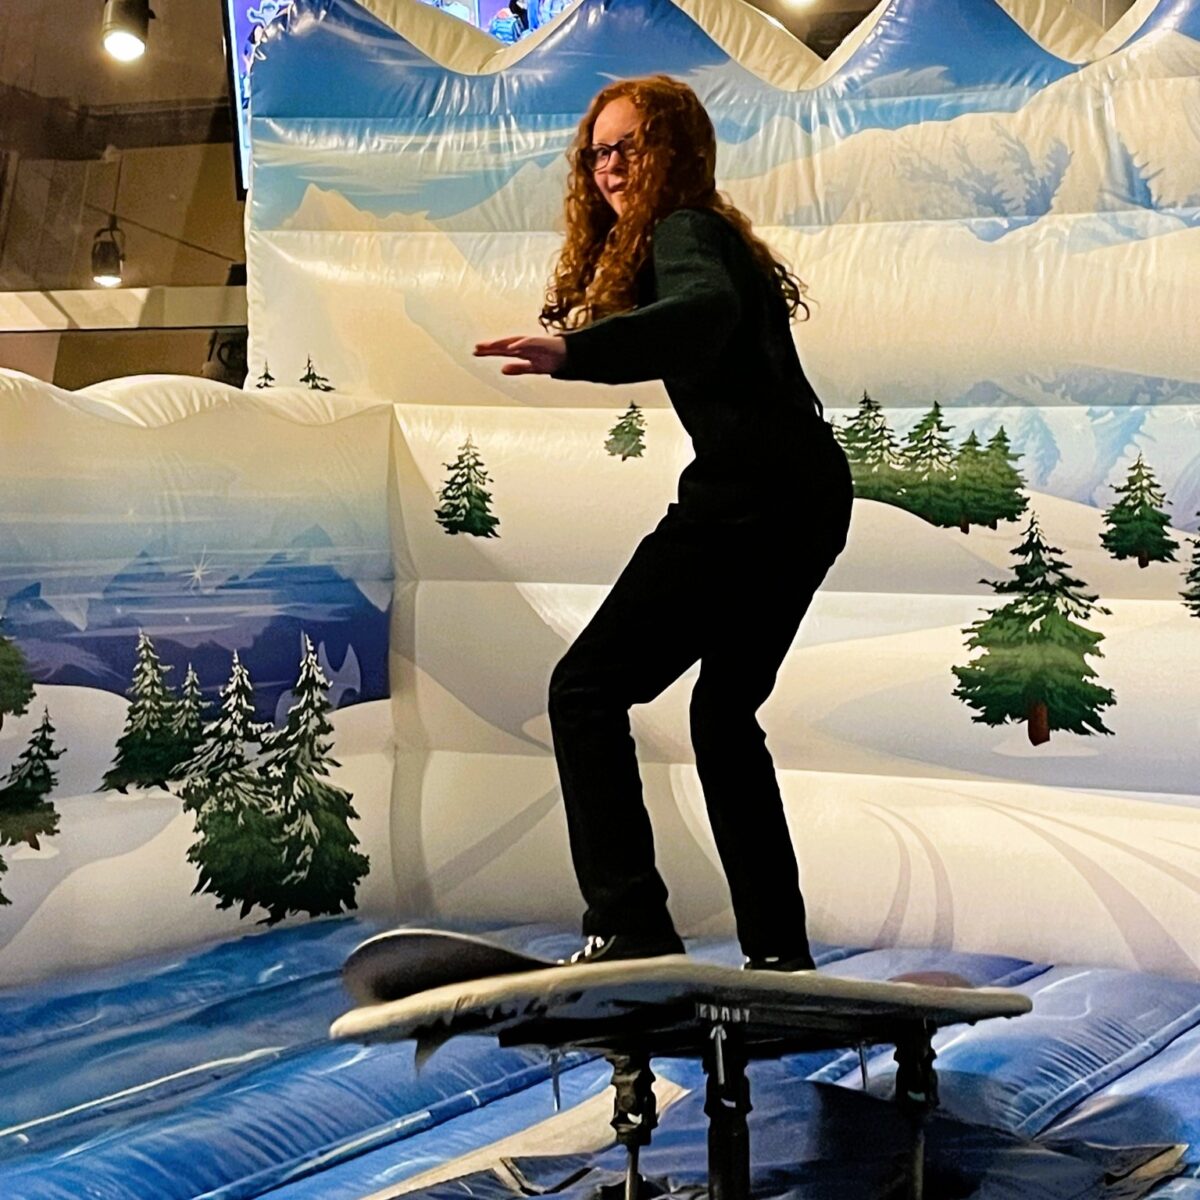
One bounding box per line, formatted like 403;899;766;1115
101;0;154;63
103;29;146;61
91;226;125;288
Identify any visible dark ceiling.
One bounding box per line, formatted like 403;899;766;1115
0;0;231;162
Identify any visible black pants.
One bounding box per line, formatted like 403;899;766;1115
548;484;853;960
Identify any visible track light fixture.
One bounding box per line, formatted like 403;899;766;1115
92;154;126;287
102;0;155;62
91;219;126;287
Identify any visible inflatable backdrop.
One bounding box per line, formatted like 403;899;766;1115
1;0;1198;985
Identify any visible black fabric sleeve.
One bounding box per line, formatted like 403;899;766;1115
550;208;743;385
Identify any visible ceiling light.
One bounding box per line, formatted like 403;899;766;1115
102;0;155;62
92;221;126;287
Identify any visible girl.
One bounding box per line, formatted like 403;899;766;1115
474;75;853;971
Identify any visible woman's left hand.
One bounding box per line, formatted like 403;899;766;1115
473;335;566;375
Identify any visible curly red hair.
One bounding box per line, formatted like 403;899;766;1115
540;75;809;331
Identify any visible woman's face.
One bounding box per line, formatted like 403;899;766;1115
589;96;641;217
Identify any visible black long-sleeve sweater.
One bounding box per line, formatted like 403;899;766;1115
551;206;847;521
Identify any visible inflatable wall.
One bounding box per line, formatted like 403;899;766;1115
0;377;397;980
2;0;1199;984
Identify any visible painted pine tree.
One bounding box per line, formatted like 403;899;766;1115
299;356;334;391
435;435;500;537
951;432;993;534
102;632;189;792
0;708;62;851
897;402;958;526
256;635;368;923
255;361;275;388
841;390;903;502
605;402;647;460
175;652;262;809
1182;516;1200;618
188;769;284;920
1100;453;1178;569
952;516;1114;746
178;653;283;919
0;632;33;732
168;665;207;767
977;427;1028;529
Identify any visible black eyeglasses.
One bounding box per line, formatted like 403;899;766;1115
582;135;638;173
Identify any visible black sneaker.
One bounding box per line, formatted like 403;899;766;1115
563;932;686;965
743;950;816;972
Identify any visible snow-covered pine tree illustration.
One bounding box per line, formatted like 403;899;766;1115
189;766;284;920
952;427;1028;534
435;435;500;538
1100;453;1178;569
951;432;988;534
605;402;647;460
977;427;1028;529
0;629;33;732
897;401;958;526
255;361;275;388
169;665;207;765
1183;516;1200;619
255;635;368;923
174;651;263;808
0;707;62;851
102;632;193;793
177;652;281;920
0;707;62;908
845;400;1026;533
299;356;334;391
952;515;1114;747
839;390;903;503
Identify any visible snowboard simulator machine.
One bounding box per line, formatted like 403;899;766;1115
333;930;1032;1200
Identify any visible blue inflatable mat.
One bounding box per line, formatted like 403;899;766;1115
833;965;1200;1138
4;922;1200;1200
257;1059;614;1200
0;1040;569;1200
0;920;587;1200
1149;1179;1200;1198
1043;1022;1200;1165
0;917;382;1061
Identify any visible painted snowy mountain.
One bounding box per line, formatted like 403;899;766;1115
254;0;1082;124
0;528;391;720
254;28;1200;263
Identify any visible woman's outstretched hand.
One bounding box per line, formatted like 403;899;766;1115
473;335;567;375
